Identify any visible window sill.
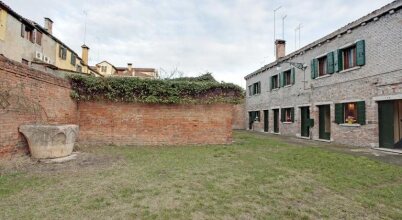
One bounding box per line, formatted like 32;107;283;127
339;66;361;74
271;132;281;135
315;74;331;80
271;88;279;91
283;85;292;88
282;122;293;124
339;123;361;127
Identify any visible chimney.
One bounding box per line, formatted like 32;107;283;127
81;44;89;65
44;18;53;34
275;39;286;60
127;63;133;75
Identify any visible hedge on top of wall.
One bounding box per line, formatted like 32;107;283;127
68;74;245;104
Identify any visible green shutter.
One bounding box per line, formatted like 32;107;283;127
291;108;295;122
335;103;344;124
279;72;283;87
327;52;335;74
311;59;316;79
357;101;366;125
334;49;343;72
291;68;296;84
258;82;261;94
308;119;315;127
356;40;365;66
248;85;252;96
281;109;285;122
270;77;273;91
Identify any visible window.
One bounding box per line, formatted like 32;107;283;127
76;65;82;72
271;75;279;90
21;23;35;43
21;59;29;65
249;82;261;96
342;46;357;70
21;24;25;37
344;103;357;124
101;66;107;73
335;101;366;125
71;53;76;65
281;108;295;123
36;31;42;45
318;56;328;76
249;111;260;122
59;46;67;60
283;70;292;86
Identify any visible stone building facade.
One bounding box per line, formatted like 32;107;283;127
245;1;402;149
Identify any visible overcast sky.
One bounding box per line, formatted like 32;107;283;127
6;0;392;87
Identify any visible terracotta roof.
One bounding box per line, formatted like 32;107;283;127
245;0;402;80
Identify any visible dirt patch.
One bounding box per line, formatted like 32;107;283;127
0;151;122;174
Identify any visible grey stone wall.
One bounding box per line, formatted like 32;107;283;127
245;7;402;147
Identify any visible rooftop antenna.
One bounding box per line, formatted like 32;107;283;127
282;15;287;40
298;23;303;49
83;10;88;44
273;6;282;56
294;26;298;51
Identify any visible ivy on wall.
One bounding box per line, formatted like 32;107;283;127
68;74;244;104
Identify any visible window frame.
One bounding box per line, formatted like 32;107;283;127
317;56;328;76
283;70;292;86
342;45;357;70
272;75;279;89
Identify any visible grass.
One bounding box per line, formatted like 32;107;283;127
1;131;402;219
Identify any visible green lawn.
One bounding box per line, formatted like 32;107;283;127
1;131;402;219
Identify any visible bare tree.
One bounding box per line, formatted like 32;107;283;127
158;67;185;79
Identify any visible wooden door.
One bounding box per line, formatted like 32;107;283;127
300;107;310;137
378;101;395;148
273;109;279;133
319;105;331;140
264;110;269;132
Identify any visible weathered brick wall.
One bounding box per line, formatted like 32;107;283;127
0;56;78;155
232;103;246;130
78;102;233;146
245;5;402;147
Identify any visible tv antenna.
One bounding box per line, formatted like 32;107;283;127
83;10;88;44
282;15;287;40
273;6;282;56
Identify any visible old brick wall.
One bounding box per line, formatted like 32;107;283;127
0;56;78;155
78;102;233;146
232;103;246;130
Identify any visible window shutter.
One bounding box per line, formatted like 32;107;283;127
21;24;25;37
291;108;295;122
291;68;296;84
327;52;335;74
248;85;252;96
310;59;316;79
308;119;315;127
281;109;285;122
335;103;344;124
357;101;366;125
270;77;273;91
334;49;344;72
258;82;261;94
356;40;365;66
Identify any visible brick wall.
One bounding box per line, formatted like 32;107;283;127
78;102;233;146
232;103;246;130
0;55;78;155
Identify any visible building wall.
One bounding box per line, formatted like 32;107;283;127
0;55;78;155
78;102;234;146
54;43;82;72
0;9;7;40
232;103;246;130
245;7;402;147
0;13;56;64
96;61;116;76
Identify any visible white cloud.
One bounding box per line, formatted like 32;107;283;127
5;0;393;87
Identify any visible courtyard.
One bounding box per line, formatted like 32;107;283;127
1;131;402;219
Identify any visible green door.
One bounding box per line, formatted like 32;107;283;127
273;109;279;133
319;105;331;140
301;107;310;137
264;110;269;132
378;101;395;148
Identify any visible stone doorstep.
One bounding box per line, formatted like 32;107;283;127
39;152;78;164
374;148;402;155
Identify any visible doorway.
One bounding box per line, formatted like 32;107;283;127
273;109;279;133
318;105;331;140
378;100;402;149
300;107;310;137
264;110;269;132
